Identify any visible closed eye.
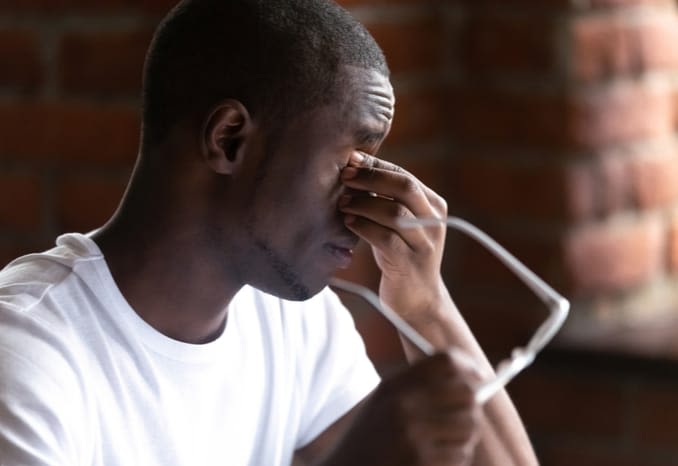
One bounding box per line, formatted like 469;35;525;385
355;129;385;149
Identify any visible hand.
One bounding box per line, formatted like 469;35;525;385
340;152;448;322
321;350;482;466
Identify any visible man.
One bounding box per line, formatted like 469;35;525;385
0;0;537;464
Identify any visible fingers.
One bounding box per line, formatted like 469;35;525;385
335;350;482;466
344;152;447;219
349;152;447;211
339;153;448;261
340;194;432;252
387;351;483;466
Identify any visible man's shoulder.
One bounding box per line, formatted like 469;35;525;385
0;233;100;314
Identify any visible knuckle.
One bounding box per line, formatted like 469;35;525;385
400;176;420;196
393;203;410;219
381;230;401;249
419;238;437;257
432;194;448;216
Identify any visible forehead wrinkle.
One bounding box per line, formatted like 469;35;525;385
363;87;395;105
363;91;395;123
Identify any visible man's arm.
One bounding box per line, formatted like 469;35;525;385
336;152;538;465
0;346;84;466
398;285;538;465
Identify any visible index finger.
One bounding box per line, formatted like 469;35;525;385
349;152;447;216
349;151;410;176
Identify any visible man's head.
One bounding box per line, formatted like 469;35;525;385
142;0;389;147
136;0;394;302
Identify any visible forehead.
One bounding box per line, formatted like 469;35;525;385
274;68;394;150
338;67;395;131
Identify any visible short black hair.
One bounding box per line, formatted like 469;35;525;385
141;0;389;146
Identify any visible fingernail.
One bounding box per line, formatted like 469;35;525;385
344;214;356;225
338;194;351;207
342;167;358;180
351;152;365;164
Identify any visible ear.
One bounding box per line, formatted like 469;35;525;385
202;99;252;175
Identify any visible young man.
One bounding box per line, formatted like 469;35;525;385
0;1;537;464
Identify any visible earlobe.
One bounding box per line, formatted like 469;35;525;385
202;99;251;175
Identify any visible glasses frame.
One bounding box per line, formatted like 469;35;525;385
330;216;569;405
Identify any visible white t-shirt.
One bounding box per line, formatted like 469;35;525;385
0;233;379;466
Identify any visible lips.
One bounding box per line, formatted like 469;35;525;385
324;236;358;269
325;244;354;269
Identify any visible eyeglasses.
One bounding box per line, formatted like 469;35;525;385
330;216;569;405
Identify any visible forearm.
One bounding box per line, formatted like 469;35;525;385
398;281;538;466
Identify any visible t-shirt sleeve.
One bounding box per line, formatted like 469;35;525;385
295;287;380;448
0;308;87;466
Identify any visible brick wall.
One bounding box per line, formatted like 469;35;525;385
2;0;678;464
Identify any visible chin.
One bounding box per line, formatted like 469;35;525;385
248;240;333;300
279;277;327;301
251;275;326;302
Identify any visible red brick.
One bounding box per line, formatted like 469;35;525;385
388;154;456;201
60;29;153;96
0;30;41;92
447;88;567;149
0;174;42;232
366;16;446;75
0;101;139;164
667;214;678;272
461;13;557;75
57;177;126;232
447;158;596;222
0;0;175;14
583;0;676;7
449;0;571;7
509;371;626;437
596;155;632;215
449;227;564;293
573;150;678;217
631;384;678;449
562;216;665;294
450;83;673;150
567;83;674;149
500;155;630;220
628;151;678;209
452;0;671;7
571;13;678;82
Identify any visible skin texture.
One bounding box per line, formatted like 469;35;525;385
93;66;537;464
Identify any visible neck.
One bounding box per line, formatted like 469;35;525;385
92;157;242;344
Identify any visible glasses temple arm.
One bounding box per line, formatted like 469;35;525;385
330;277;436;356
